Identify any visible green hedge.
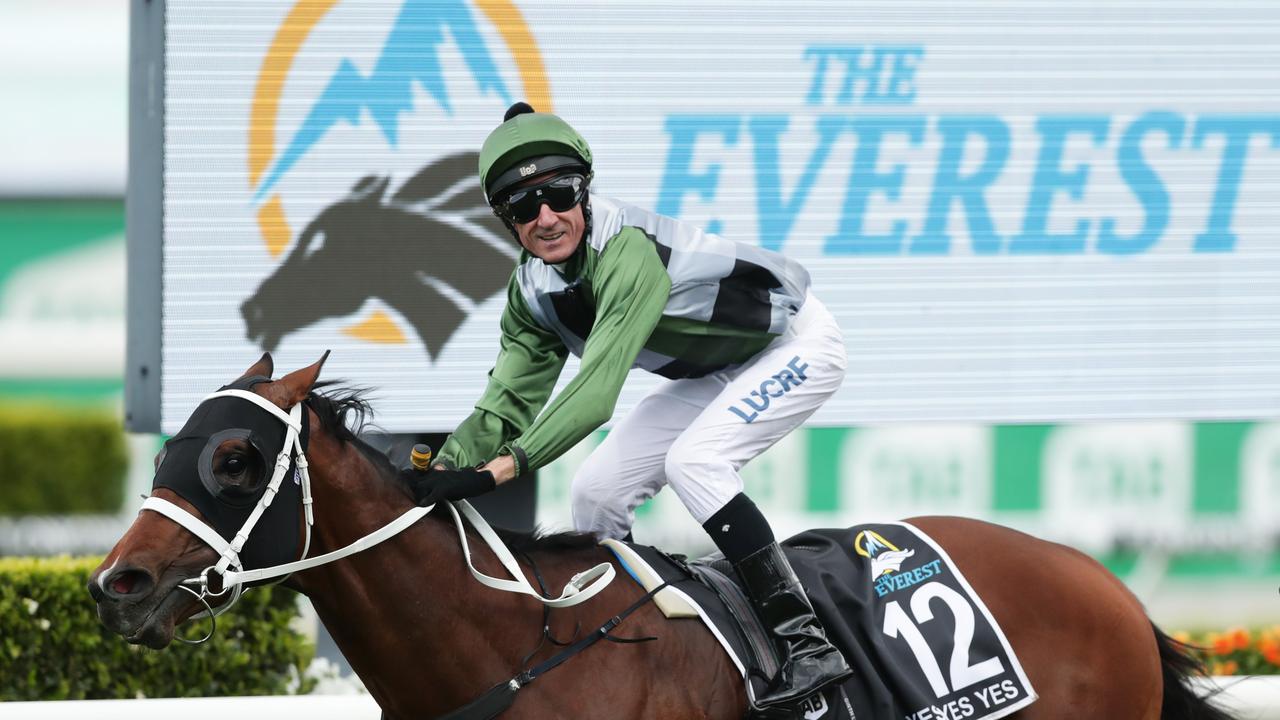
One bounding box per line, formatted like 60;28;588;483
0;404;128;515
0;556;314;700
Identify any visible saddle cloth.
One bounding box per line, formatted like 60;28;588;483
605;521;1037;720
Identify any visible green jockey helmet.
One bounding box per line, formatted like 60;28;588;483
479;103;593;205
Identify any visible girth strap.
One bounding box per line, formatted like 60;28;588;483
434;581;671;720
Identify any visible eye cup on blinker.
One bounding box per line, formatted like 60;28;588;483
196;428;269;505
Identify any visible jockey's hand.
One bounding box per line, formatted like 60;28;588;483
408;467;496;507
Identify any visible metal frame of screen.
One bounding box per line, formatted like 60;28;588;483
124;0;164;433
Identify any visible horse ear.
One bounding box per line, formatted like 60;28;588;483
264;350;330;409
350;175;390;203
368;176;391;202
241;352;274;380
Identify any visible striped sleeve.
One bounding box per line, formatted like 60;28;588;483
436;276;568;470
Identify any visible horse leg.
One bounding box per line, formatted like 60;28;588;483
908;517;1164;719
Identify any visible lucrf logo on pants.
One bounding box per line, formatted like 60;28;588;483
728;356;810;423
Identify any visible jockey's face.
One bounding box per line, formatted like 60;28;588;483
512;173;586;265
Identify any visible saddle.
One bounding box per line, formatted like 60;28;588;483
604;522;1037;720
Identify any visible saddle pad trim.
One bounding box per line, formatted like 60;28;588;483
602;540;747;677
664;584;747;677
601;539;701;619
891;521;1038;718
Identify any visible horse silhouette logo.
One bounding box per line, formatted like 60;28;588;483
241;152;519;360
854;529;917;578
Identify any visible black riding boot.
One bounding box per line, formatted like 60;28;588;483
735;542;853;711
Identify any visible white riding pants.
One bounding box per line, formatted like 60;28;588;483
571;292;847;540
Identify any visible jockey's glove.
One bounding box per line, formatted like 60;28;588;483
407;467;496;507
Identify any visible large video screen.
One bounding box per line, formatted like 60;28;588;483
157;0;1280;433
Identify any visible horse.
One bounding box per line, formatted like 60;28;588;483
241;152;518;359
90;354;1233;719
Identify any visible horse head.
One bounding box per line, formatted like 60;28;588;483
241;152;518;358
88;352;342;648
241;177;393;353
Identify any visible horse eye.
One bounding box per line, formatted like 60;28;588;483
305;230;326;256
224;456;246;477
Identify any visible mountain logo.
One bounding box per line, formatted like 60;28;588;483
244;0;550;359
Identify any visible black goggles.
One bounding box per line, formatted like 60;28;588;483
494;173;587;224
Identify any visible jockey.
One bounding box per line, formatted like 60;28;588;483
408;102;852;710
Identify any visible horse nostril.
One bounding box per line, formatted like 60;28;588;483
87;580;104;603
103;568;155;600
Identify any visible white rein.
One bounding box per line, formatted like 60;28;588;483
141;389;615;642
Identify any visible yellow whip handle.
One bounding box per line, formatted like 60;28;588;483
410;444;433;471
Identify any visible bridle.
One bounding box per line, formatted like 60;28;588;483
140;388;616;645
141;388;312;642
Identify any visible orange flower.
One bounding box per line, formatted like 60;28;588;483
1210;633;1235;656
1262;638;1280;667
1172;631;1192;645
1229;628;1251;652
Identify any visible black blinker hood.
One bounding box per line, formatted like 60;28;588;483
152;375;307;576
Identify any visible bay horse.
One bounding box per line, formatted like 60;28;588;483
90;354;1232;719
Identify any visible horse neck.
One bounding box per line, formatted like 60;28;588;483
287;426;551;715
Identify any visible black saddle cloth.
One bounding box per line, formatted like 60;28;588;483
624;522;1036;720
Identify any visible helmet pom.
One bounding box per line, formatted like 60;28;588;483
503;102;536;122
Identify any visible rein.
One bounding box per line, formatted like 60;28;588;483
141;389;616;643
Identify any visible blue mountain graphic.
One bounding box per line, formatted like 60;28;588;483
254;0;512;201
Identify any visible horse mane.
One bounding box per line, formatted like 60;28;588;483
305;381;398;474
304;381;599;556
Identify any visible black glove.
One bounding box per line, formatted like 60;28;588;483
405;467;496;507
